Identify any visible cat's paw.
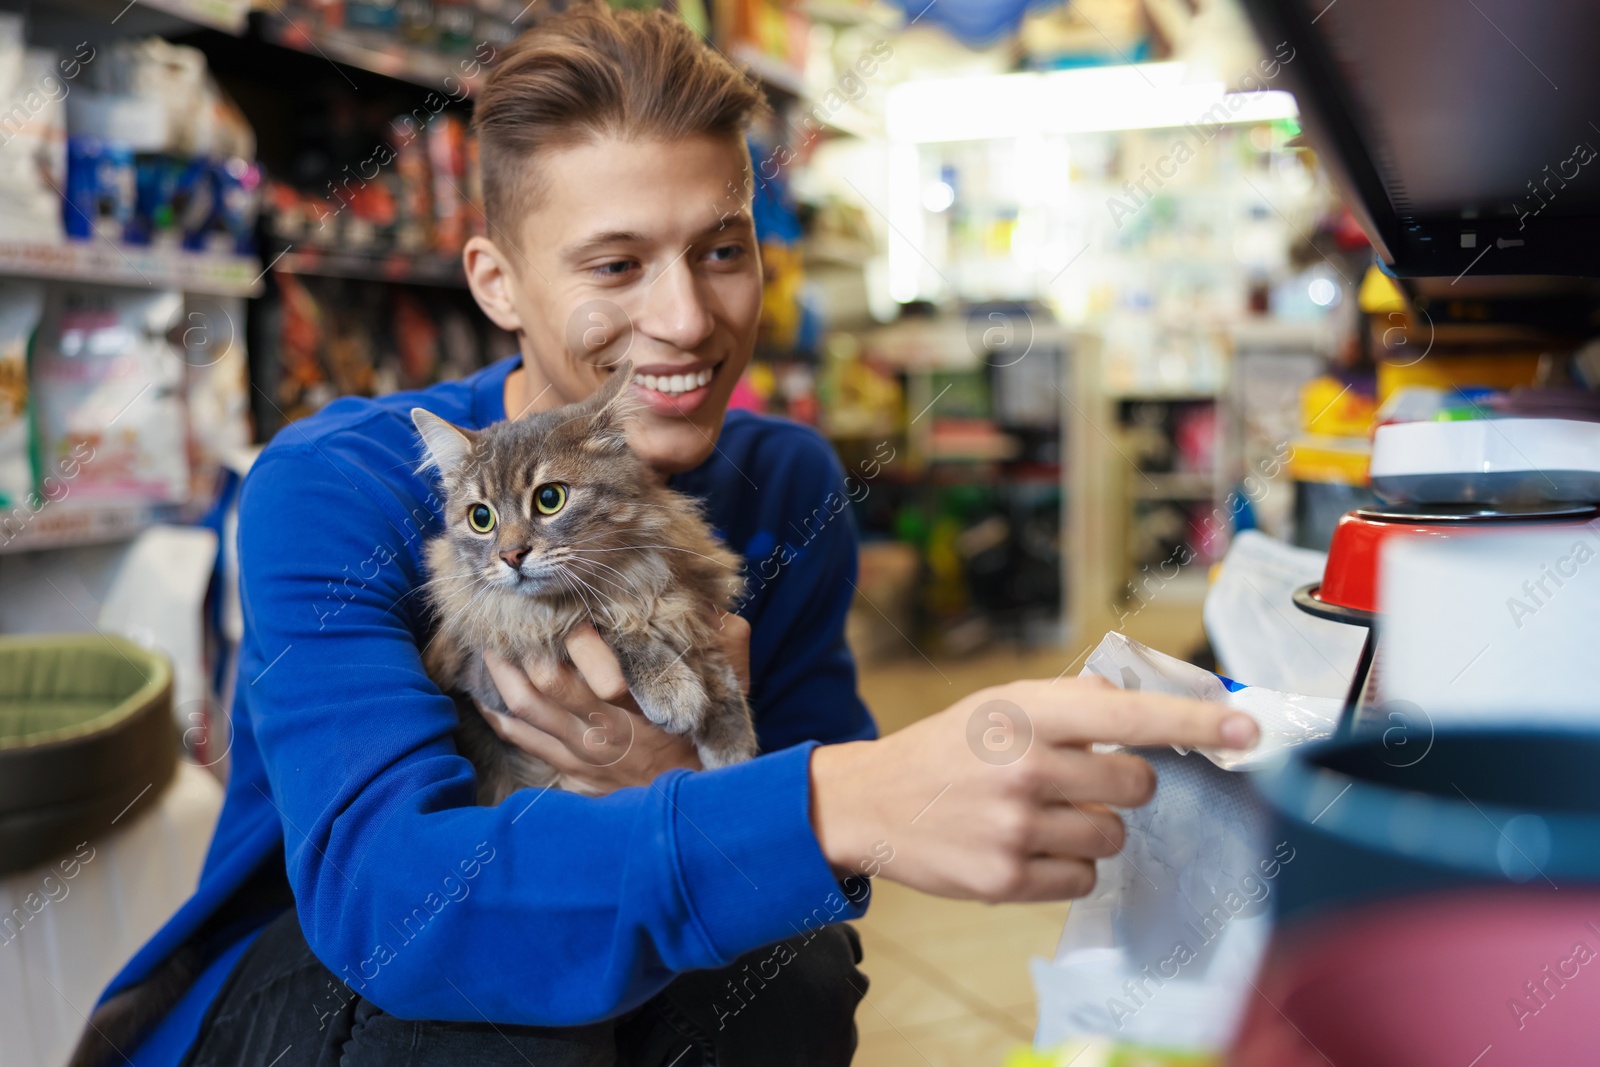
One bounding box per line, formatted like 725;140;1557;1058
696;733;758;768
692;673;757;768
630;656;707;735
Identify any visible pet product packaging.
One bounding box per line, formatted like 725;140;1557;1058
180;293;252;483
31;284;190;504
66;37;257;250
426;112;468;256
64;92;154;241
1029;633;1338;1055
1203;529;1367;699
0;283;43;513
0;35;70;243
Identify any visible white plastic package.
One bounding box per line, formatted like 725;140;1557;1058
1085;630;1340;770
1202;529;1366;700
1029;633;1338;1053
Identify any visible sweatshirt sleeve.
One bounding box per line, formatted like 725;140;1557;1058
235;446;865;1025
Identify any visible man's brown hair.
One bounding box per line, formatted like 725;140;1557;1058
473;2;771;235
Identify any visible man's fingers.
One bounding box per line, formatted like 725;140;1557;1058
483;653;582;741
1040;749;1158;809
481;706;579;772
522;649;612;722
1012;679;1260;751
564;624;631;705
713;612;751;694
1027;802;1127;860
1004;857;1098;902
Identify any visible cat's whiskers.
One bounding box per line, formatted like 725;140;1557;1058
544;544;640;589
608;500;683;512
564;557;630;592
535;553;589;607
565;549;708;601
567;545;737;569
558;564;618;617
551;565;604;628
560;551;641;590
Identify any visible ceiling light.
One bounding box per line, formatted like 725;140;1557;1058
886;62;1298;143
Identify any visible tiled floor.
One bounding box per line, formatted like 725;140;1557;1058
851;880;1067;1065
848;604;1204;1065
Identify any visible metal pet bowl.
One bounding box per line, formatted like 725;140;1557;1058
1236;726;1600;1065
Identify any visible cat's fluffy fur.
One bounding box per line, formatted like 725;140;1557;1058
411;362;757;804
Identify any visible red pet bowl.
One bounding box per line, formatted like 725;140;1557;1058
1293;503;1598;626
1234;887;1600;1066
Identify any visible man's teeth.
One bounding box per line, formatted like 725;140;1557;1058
638;368;714;397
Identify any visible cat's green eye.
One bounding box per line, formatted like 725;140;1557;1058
534;483;567;516
468;502;496;533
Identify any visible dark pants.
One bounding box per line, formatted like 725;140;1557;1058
181;909;867;1067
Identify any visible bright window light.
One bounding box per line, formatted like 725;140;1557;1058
885;62;1298;143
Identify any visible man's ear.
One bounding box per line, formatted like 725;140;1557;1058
583;361;639;451
411;409;476;475
463;235;523;334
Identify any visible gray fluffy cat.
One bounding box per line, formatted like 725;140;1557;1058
409;362;757;804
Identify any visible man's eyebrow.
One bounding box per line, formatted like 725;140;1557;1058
700;211;754;238
562;214;754;261
563;230;647;259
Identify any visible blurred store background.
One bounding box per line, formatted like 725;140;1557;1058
7;0;1599;1064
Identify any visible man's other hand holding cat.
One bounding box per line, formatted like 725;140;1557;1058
481;614;753;795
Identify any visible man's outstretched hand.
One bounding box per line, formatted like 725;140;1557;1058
808;675;1259;903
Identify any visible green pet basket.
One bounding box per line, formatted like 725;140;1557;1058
0;634;177;875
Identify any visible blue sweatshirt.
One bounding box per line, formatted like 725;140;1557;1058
110;355;877;1063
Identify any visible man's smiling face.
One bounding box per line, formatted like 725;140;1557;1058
464;132;762;474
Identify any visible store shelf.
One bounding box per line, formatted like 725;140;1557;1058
260;16;485;96
1230;317;1334;352
0;240;263;297
799;0;893;27
730;42;806;97
146;0;250;34
805;236;878;267
1107;390;1219;403
928;434;1023;462
0;502;181;556
57;0;249;35
824;419;901;440
255;15;850;127
1239;0;1600;281
1131;472;1216;500
274;248;467;288
816;102;882;139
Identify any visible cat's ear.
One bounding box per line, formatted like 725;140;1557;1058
411;408;476;475
583;360;639;452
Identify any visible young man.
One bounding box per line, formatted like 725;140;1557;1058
80;6;1258;1066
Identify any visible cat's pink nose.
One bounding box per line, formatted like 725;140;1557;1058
500;547;530;569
